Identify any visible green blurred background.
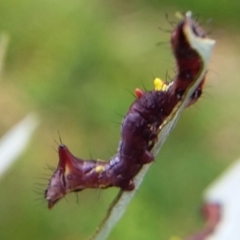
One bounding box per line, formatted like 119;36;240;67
0;0;240;239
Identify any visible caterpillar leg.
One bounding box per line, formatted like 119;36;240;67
139;150;154;164
120;180;135;191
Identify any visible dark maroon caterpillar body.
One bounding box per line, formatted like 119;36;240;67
46;90;178;208
120;90;174;159
45;89;199;208
108;90;179;190
45;14;208;208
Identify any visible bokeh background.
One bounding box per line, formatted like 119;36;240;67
0;0;240;239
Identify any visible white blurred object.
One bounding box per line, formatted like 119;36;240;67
204;159;240;240
0;34;39;178
0;113;39;177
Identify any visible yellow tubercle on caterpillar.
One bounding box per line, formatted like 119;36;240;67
154;78;167;91
95;165;105;173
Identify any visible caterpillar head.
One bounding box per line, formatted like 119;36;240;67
171;12;207;51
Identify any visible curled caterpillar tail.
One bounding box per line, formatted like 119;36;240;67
45;144;139;208
46;144;110;208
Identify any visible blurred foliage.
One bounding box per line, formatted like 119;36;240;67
0;0;240;240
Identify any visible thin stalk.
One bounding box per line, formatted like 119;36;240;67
89;11;216;240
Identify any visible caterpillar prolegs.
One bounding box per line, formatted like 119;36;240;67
45;13;210;209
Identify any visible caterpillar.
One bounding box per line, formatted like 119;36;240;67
45;13;209;209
